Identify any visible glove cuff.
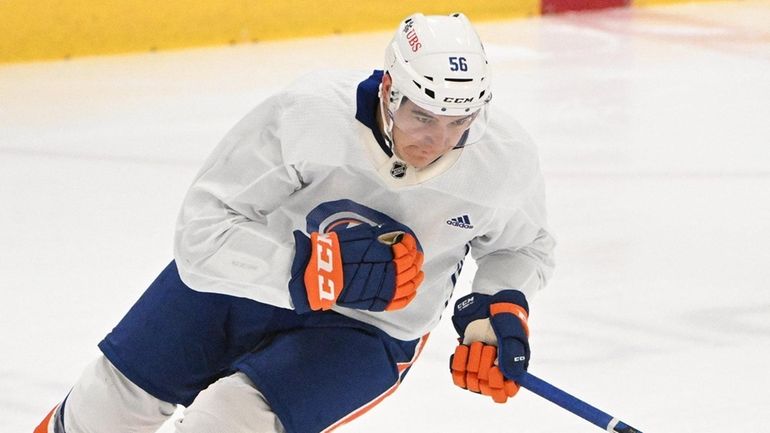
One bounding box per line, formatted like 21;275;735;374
489;290;529;315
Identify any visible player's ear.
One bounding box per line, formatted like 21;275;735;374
380;72;392;99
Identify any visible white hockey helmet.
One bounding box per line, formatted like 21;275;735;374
381;13;492;146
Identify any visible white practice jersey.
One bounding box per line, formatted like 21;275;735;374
174;70;555;341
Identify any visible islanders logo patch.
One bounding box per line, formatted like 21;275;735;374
304;199;420;249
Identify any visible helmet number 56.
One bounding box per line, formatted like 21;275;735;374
449;56;468;72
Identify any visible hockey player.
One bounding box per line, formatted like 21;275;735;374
35;12;555;433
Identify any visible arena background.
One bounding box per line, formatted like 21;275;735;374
0;0;722;63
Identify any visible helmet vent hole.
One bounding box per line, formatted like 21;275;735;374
424;76;434;81
445;78;473;83
412;80;422;89
424;88;435;99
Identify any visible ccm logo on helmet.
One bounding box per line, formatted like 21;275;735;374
444;97;475;104
403;20;422;52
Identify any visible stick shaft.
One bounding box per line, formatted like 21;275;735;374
517;372;643;433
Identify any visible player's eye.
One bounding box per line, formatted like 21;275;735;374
451;117;472;127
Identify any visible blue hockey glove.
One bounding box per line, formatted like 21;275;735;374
288;223;424;314
449;290;530;403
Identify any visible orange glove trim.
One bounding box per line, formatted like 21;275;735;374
304;232;344;311
450;342;521;404
451;344;469;389
490;302;530;337
386;233;425;311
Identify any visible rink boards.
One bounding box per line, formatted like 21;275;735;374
0;0;724;64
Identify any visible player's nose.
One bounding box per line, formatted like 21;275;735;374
421;126;450;149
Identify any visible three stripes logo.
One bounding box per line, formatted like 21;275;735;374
446;214;474;229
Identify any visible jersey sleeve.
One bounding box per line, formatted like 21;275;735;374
173;94;304;308
469;170;556;302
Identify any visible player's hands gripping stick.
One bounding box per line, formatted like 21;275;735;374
449;291;530;403
289;223;424;313
451;342;520;403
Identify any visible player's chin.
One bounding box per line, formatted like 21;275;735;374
401;149;436;168
405;155;432;168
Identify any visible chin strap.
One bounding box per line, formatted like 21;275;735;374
377;81;399;153
453;129;470;149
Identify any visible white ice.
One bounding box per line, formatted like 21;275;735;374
2;1;769;432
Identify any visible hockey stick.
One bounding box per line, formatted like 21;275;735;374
517;372;643;433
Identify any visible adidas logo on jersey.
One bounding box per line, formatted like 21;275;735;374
446;215;474;229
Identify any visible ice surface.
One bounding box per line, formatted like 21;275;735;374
2;1;769;432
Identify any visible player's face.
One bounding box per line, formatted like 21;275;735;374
391;99;477;168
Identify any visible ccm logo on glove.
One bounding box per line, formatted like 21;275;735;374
308;232;343;309
289;223;425;313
